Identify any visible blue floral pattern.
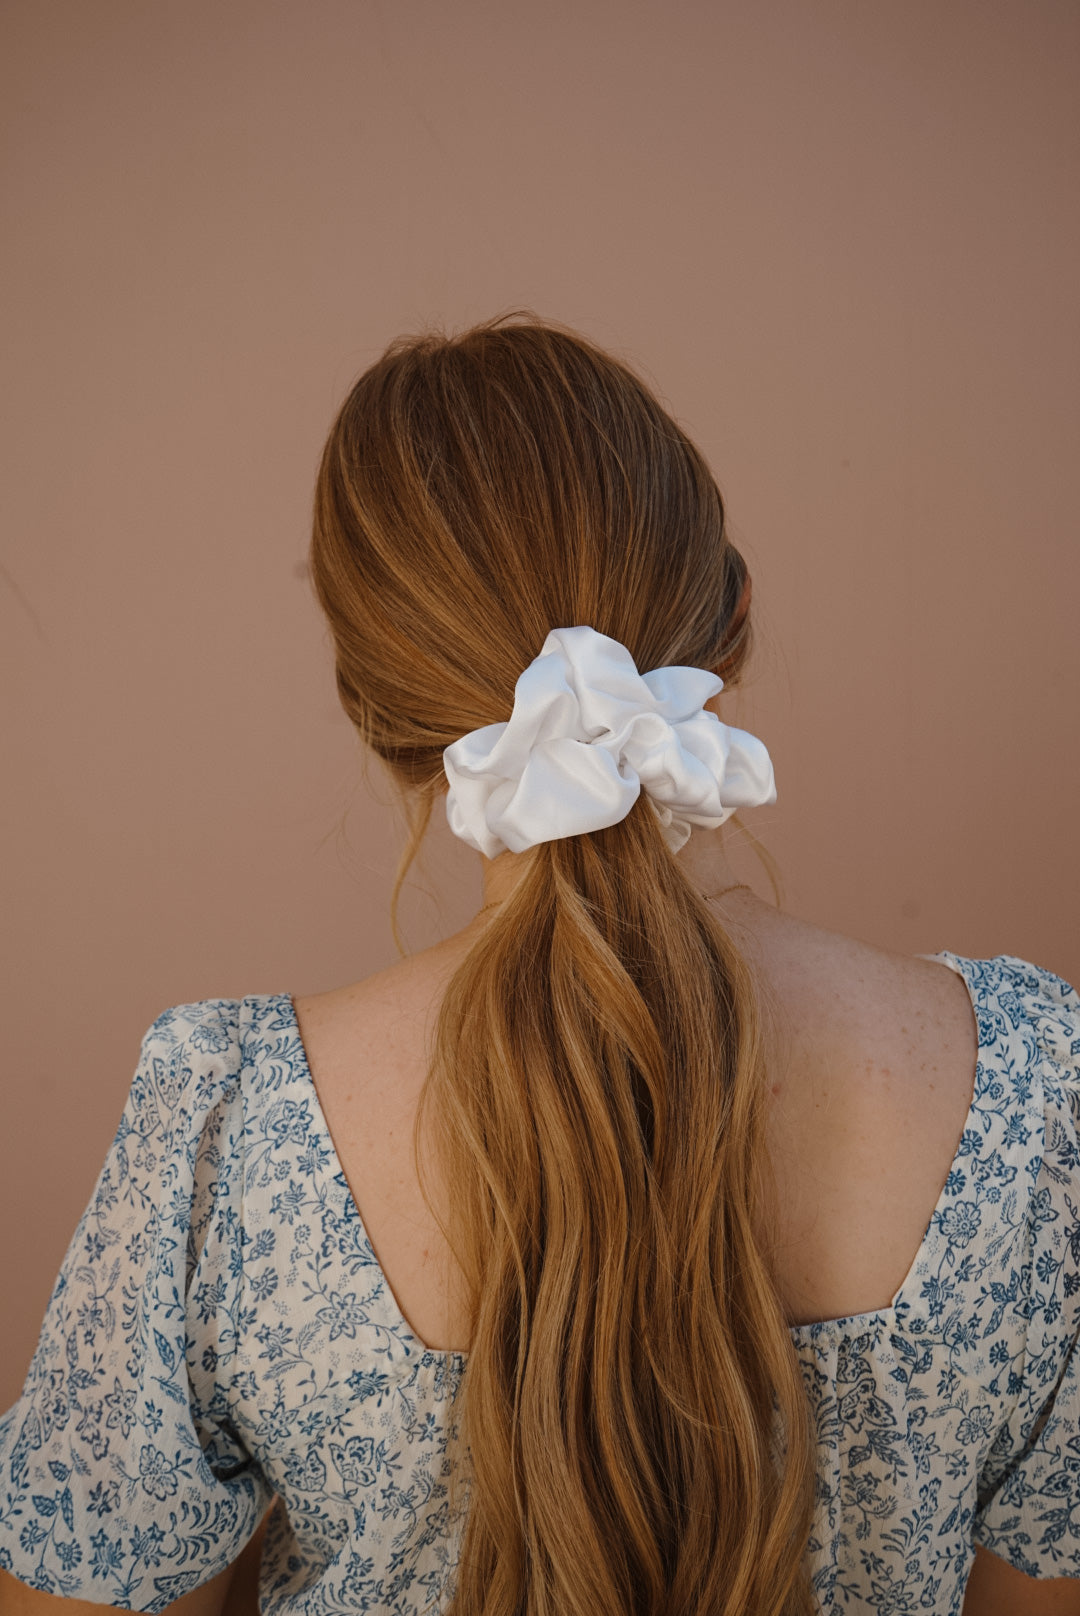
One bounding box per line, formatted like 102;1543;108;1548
1;950;1078;1613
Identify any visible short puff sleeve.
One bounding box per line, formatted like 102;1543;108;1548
0;999;272;1609
972;959;1080;1578
973;1324;1080;1576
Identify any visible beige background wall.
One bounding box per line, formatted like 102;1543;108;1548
2;0;1077;1406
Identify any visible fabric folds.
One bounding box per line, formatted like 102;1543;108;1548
442;626;777;857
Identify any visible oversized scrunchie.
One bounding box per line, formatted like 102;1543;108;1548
442;626;776;858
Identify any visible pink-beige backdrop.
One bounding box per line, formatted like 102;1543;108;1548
2;0;1077;1407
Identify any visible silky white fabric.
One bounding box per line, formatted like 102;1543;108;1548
442;625;776;858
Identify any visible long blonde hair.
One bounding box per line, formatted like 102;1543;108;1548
308;313;817;1615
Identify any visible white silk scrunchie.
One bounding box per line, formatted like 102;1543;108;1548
442;626;776;858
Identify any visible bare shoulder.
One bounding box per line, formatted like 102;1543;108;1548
293;935;469;1097
734;901;973;1040
737;906;981;1323
736;903;977;1089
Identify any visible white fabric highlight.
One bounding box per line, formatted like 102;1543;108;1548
442;625;776;858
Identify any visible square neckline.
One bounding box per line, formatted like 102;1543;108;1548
273;948;982;1360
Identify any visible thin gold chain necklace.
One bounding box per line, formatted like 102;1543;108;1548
478;881;752;914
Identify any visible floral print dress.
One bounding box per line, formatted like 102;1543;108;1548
1;950;1079;1614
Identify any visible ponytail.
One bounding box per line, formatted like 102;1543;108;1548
412;802;815;1615
310;312;818;1614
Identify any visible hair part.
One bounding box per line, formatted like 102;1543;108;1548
309;311;816;1615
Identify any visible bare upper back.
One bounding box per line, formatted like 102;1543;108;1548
291;901;979;1350
739;907;979;1325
